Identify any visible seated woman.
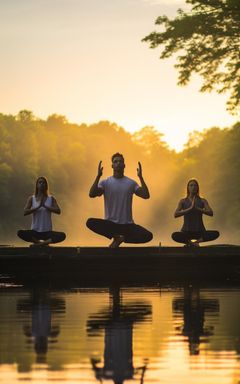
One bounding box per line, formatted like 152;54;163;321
18;176;66;246
172;179;219;246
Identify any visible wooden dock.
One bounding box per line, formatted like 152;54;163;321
0;245;240;284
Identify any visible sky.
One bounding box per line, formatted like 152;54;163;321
0;0;237;151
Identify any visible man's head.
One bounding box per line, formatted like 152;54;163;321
111;153;125;176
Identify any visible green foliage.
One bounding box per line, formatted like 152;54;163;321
0;111;172;242
143;0;240;114
0;110;239;244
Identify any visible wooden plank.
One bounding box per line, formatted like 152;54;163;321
0;245;240;284
0;245;239;258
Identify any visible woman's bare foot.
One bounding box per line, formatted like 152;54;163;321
192;238;203;247
184;240;200;247
192;241;200;247
109;235;125;248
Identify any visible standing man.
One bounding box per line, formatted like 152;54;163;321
86;153;153;248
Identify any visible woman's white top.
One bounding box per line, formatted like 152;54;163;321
31;195;52;232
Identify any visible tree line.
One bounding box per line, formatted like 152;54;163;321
0;110;239;244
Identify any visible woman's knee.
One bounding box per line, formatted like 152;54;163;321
17;229;36;242
213;230;220;240
205;230;220;241
172;232;180;242
172;232;187;244
17;229;25;239
145;230;153;242
52;231;66;243
17;229;33;239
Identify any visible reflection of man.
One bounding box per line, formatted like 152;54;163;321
86;153;153;247
92;325;134;383
88;287;150;384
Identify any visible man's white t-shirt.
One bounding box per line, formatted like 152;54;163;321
98;176;140;224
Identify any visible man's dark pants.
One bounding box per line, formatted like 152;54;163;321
86;218;153;243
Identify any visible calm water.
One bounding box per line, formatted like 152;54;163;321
1;282;240;384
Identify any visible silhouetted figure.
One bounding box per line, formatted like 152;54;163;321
17;288;65;364
172;179;219;246
87;287;150;383
173;286;219;355
86;153;153;247
17;176;66;246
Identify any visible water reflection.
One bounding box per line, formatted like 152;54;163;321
87;287;151;384
17;288;65;365
1;284;240;383
173;285;219;355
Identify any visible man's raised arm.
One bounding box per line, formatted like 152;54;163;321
135;162;150;199
89;161;104;198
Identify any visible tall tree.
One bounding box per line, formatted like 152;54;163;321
143;0;240;114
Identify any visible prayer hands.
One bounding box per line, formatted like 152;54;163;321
38;196;47;209
190;196;197;210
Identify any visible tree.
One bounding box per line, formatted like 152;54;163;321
132;126;168;156
143;0;240;114
17;110;35;123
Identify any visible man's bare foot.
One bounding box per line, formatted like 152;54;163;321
32;237;41;244
30;239;52;247
40;239;52;246
109;235;125;248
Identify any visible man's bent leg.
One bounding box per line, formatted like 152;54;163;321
86;218;119;239
124;224;153;244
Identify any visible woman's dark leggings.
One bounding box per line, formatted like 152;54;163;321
86;218;153;244
172;230;220;244
17;230;66;244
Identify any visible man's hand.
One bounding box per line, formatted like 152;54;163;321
137;161;142;179
89;161;104;198
98;161;103;178
135;161;150;199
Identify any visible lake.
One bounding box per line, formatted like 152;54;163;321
1;282;240;383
